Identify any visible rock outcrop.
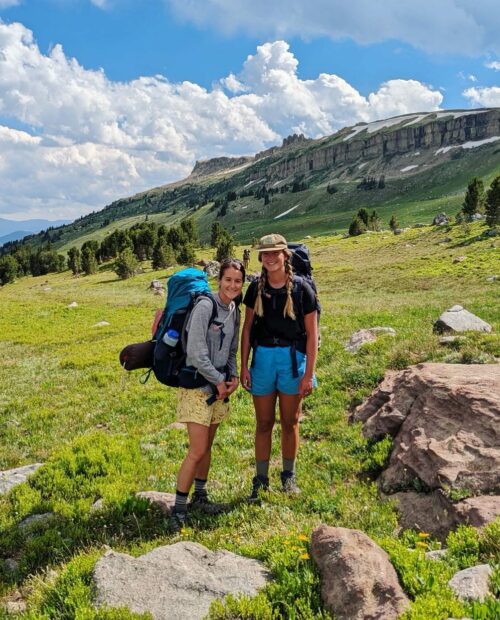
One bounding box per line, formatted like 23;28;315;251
190;156;253;179
448;564;492;601
93;542;270;620
311;525;409;620
0;464;43;495
265;109;500;180
353;363;500;538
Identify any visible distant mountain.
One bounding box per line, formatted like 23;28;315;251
0;218;71;238
0;230;34;246
4;108;500;250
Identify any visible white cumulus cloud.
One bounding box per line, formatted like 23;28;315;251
463;86;500;106
0;24;443;220
485;60;500;71
167;0;500;56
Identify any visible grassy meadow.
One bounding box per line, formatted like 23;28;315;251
0;221;499;619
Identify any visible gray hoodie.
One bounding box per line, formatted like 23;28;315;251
185;293;240;386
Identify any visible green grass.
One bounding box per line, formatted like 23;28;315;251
0;221;499;617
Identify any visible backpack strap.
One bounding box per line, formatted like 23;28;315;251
180;292;219;353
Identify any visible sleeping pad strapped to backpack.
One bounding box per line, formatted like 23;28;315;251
119;267;219;388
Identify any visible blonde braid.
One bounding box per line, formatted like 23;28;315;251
283;259;296;320
254;267;267;317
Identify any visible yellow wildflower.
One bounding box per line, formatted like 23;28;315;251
415;541;428;548
418;532;429;538
298;534;308;541
300;553;310;560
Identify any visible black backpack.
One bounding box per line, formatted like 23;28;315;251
287;242;321;319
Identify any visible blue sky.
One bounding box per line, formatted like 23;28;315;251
0;0;499;220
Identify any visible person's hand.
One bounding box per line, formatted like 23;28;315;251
298;375;314;398
225;376;239;396
216;380;228;400
240;367;252;392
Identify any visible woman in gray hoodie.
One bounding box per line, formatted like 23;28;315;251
170;258;245;530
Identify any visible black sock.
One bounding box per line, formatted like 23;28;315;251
194;478;207;495
175;489;189;513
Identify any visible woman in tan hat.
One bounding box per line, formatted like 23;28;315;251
240;233;318;500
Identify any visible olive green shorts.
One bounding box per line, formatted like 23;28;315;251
176;388;230;427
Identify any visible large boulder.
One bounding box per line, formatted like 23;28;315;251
345;327;396;353
311;525;409;620
433;305;492;333
353;364;500;537
93;542;270;620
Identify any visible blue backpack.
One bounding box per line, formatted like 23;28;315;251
120;268;219;388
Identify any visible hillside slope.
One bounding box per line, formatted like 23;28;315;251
9;108;500;251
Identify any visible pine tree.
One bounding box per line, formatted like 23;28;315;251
67;247;81;275
152;242;176;270
215;233;234;262
368;210;381;231
389;214;399;232
485;175;500;227
348;216;367;236
81;246;98;275
211;222;224;247
176;243;196;265
462;177;485;221
0;255;19;285
357;208;369;226
114;248;138;279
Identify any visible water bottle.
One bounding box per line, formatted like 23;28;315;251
162;328;179;347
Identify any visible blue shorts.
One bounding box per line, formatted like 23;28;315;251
250;345;316;396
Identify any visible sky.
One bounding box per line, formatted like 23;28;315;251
0;0;499;221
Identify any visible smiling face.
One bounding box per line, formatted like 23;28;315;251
260;249;287;275
218;266;244;305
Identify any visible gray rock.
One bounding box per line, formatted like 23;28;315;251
203;261;221;278
136;491;176;516
4;558;19;572
486;275;498;282
93;321;110;327
471;213;484;221
433;213;449;226
345;327;396;353
311;525;409;620
93;542;270;620
393;228;404;235
433;305;492;333
67;301;78;308
448;564;492;601
90;499;104;513
426;549;447;561
453;256;467;264
0;463;43;495
19;513;54;531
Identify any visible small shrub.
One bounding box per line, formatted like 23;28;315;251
114;248;138;279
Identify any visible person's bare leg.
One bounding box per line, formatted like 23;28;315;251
194;423;219;480
278;393;302;460
176;423;210;493
253;393;277;461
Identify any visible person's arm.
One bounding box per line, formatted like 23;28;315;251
186;300;227;398
298;310;318;397
225;310;240;396
240;306;254;391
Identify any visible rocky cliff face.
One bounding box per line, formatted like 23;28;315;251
265;109;500;180
190;156;253;179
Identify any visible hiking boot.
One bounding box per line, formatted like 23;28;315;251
188;491;227;515
169;508;187;533
281;471;301;495
248;475;269;502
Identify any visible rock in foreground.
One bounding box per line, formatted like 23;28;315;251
353;363;500;538
0;464;43;495
311;525;409;620
433;305;492;333
93;542;270;620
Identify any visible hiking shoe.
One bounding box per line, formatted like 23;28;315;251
281;472;301;495
188;491;227;515
169;508;187;533
248;475;269;502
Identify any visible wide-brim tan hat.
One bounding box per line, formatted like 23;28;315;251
256;233;288;252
